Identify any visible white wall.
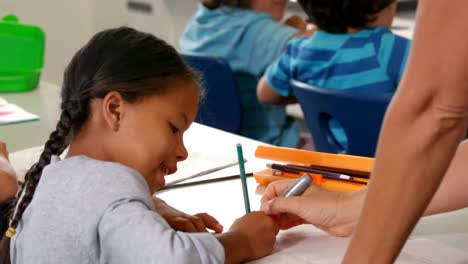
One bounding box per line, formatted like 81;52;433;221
93;0;127;32
1;0;198;86
2;0;95;86
126;0;198;47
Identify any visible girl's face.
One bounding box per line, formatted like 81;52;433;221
110;80;200;193
250;0;289;20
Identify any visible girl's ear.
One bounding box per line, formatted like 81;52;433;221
102;91;124;132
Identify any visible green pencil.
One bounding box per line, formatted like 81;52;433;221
236;143;251;213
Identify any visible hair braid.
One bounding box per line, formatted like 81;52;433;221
0;108;73;264
0;26;201;264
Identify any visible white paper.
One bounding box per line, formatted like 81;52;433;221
248;225;468;264
0;96;7;106
0;98;39;125
165;151;239;186
10;146;44;181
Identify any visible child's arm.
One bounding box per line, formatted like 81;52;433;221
257;75;296;105
282;15;316;37
0;142;18;202
216;212;278;264
99;201;278;263
152;196;223;233
283;15;308;31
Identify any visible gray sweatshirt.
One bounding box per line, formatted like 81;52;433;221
11;155;224;263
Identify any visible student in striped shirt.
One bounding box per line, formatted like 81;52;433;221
180;0;315;148
257;0;411;149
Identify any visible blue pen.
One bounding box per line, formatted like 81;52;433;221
282;173;312;197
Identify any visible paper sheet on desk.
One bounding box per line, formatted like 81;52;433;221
164;126;243;185
0;100;39;125
10;146;44;182
164;151;238;186
248;225;468;264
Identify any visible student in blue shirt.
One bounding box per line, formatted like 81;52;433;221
257;0;411;149
180;0;315;148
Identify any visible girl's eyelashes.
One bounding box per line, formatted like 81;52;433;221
169;122;180;134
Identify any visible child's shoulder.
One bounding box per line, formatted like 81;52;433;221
46;156;150;198
199;4;268;21
286;36;310;49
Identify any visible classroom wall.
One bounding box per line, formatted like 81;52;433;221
126;0;198;48
1;0;305;86
1;0;95;86
93;0;127;32
1;0;199;86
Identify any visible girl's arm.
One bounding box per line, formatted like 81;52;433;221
344;1;468;263
99;200;278;264
257;75;297;105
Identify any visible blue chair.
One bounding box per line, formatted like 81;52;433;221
290;79;392;157
180;52;242;134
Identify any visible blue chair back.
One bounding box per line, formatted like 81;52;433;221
290;79;392;157
180;52;242;134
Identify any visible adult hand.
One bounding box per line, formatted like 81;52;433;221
261;180;364;236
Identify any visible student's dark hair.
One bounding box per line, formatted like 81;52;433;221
0;199;15;236
0;27;200;263
200;0;250;9
298;0;396;33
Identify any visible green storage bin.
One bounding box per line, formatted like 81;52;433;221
0;14;45;92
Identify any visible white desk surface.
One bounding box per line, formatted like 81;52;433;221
6;81;468;260
0;82;61;152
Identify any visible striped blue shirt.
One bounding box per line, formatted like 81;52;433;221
266;26;411;148
180;4;301;147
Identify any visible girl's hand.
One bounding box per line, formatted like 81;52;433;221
218;211;279;263
283;15;308;31
152;197;223;233
260;180;364;237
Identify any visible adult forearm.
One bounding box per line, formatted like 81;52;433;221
344;88;467;263
424;139;468;216
343;0;468;261
344;107;464;262
343;138;468;223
